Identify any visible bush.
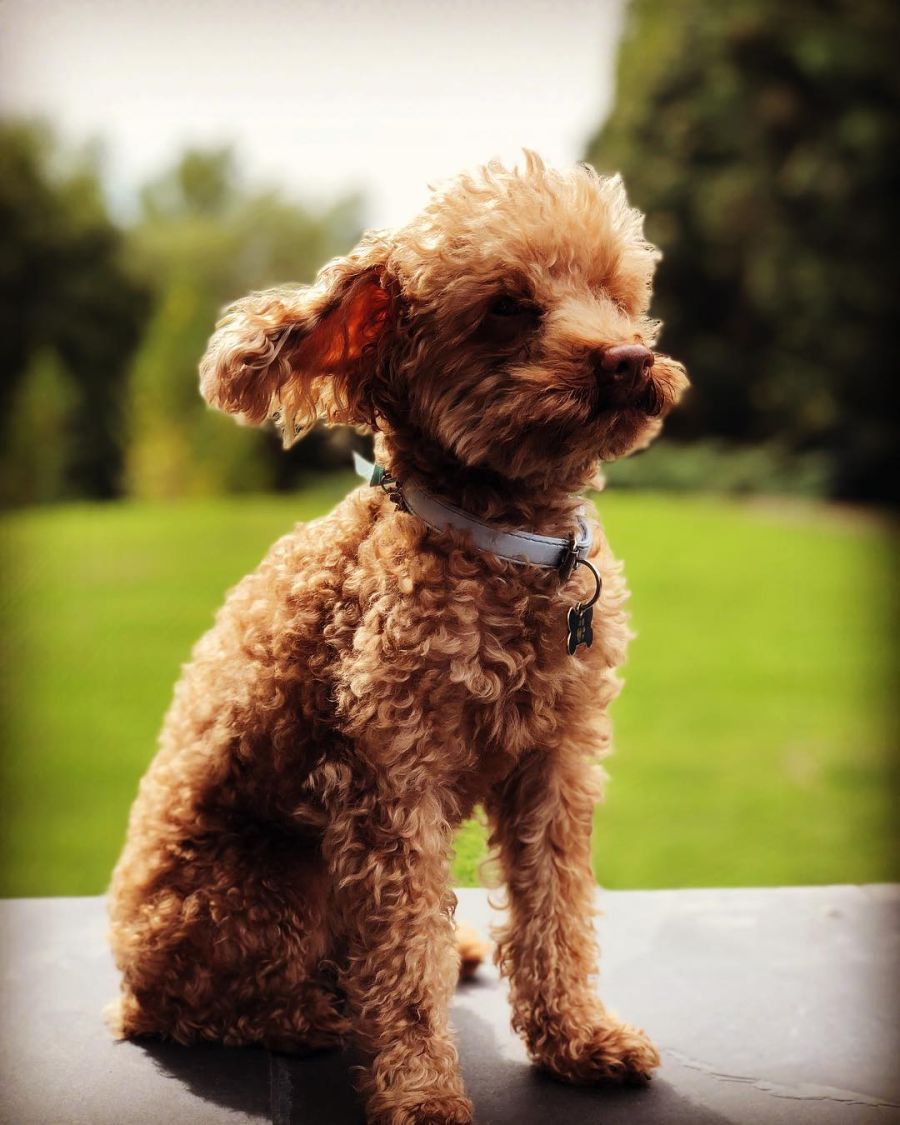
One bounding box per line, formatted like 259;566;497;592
604;439;830;497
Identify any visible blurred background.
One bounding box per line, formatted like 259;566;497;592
0;0;896;896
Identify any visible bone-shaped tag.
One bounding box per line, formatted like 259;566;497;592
566;604;594;655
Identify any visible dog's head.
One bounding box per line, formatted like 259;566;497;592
200;153;688;491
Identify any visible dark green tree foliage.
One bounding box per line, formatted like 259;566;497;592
0;131;365;504
0;348;79;506
0;123;150;500
586;0;899;501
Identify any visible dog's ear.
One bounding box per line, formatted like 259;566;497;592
199;242;394;446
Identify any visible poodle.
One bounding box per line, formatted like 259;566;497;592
108;152;688;1124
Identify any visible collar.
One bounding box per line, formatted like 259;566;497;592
353;452;593;577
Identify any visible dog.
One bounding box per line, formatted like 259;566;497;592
108;152;688;1124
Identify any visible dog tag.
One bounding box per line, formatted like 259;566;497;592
564;558;601;656
566;604;594;654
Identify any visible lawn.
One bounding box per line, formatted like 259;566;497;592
1;477;895;896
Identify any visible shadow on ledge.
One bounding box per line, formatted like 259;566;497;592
140;1006;728;1125
140;1036;364;1124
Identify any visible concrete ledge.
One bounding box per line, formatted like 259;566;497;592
1;886;898;1124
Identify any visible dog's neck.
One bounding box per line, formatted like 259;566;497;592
374;430;595;537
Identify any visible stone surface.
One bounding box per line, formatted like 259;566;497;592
1;886;898;1124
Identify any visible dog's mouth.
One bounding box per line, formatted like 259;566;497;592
635;379;664;417
588;371;666;421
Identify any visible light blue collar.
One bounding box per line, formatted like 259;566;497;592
353;452;593;576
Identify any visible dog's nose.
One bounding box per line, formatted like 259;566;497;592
597;344;655;383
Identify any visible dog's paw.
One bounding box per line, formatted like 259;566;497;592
404;1095;474;1124
373;1093;474;1125
455;921;490;981
533;1019;660;1085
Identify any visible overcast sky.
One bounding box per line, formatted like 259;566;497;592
0;0;625;229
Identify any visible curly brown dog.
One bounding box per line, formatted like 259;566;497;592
108;152;688;1124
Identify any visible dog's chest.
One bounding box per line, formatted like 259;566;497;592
330;507;627;786
463;584;600;745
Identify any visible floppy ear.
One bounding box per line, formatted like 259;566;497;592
199;240;394;446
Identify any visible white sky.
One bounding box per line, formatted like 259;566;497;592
0;0;625;229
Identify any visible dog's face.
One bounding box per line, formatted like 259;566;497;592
200;154;687;491
387;156;688;483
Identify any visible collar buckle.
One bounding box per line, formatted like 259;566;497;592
557;533;580;582
379;471;409;514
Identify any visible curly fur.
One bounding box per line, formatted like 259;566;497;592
109;152;688;1124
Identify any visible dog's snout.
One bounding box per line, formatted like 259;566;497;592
597;344;654;383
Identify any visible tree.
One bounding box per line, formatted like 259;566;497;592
0;122;150;502
586;0;899;502
0;349;78;506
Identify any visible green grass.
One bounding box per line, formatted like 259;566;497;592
1;477;896;896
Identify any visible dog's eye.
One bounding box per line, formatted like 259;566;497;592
489;295;528;317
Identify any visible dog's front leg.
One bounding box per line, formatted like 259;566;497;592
324;787;473;1125
486;744;659;1084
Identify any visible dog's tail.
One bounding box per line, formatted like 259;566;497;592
455;921;490;981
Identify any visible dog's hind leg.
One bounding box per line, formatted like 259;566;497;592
108;827;347;1052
